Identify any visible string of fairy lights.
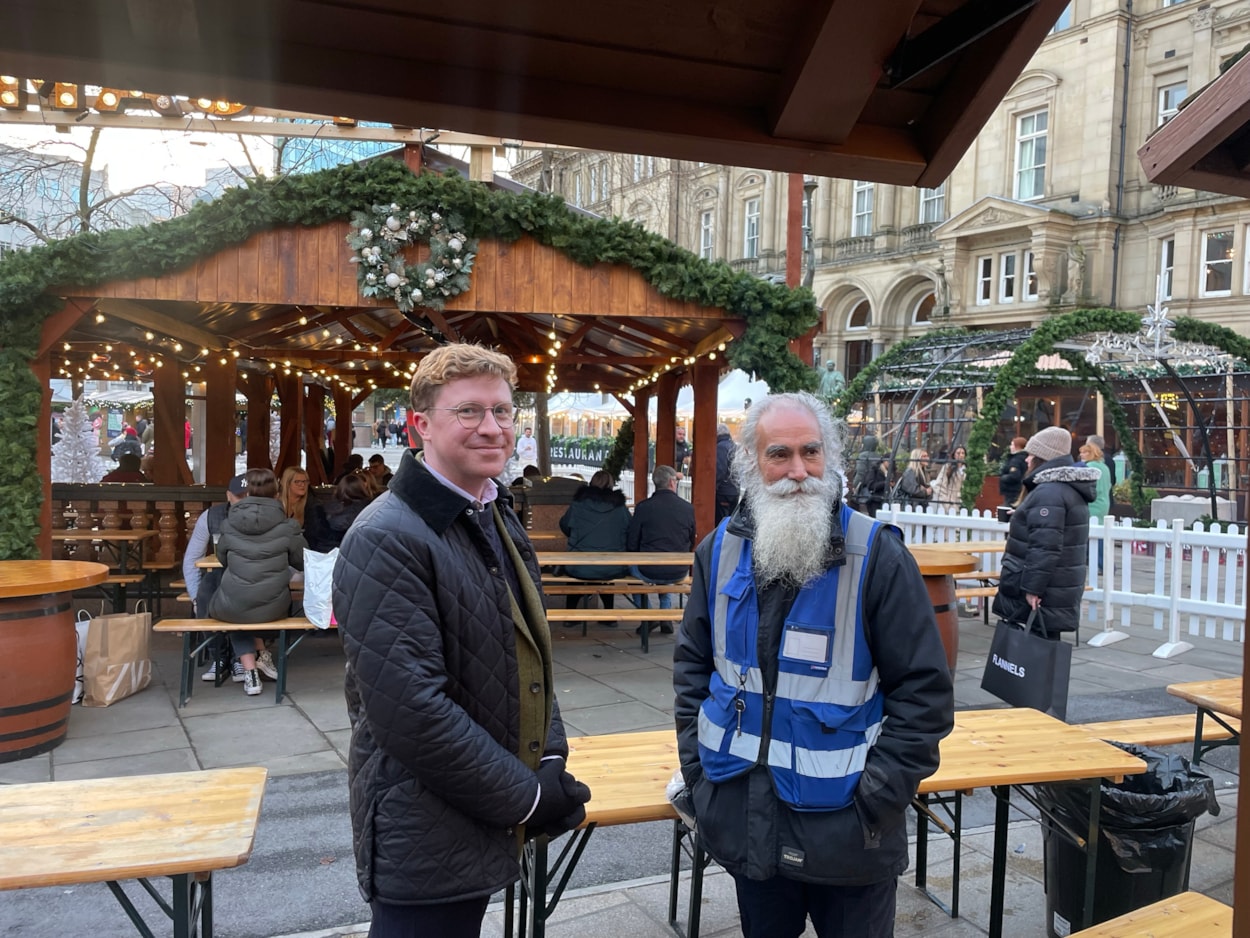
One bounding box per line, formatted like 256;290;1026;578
57;309;737;403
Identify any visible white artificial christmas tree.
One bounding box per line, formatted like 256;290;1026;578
269;410;281;468
52;396;108;483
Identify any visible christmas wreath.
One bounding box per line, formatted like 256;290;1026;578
347;203;477;312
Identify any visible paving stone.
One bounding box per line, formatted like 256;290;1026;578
184;704;335;768
53;747;200;780
53;723;189;765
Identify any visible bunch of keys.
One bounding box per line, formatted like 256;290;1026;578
733;697;746;736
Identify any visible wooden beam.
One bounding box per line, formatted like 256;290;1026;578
231;306;317;342
151;353;193;485
655;372;679;469
770;0;923;144
273;372;303;473
632;387;651;494
916;0;1072;188
203;356;236;486
241;371;273;470
303;384;328;486
38;299;92;358
1139;52;1250;192
421;307;460;342
331;383;356;477
93;298;223;351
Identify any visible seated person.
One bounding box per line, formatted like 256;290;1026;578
100;453;149;483
307;472;374;552
334;453;365;484
367;453;393;487
183;474;247;683
278;466;311;530
559;470;631;614
627;465;695;635
208;468;307;696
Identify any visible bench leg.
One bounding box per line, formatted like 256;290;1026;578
275;630;289;704
179;632;193;708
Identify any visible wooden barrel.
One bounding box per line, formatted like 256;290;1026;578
0;592;77;762
920;574;960;673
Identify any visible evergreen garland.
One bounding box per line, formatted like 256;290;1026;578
0;157;817;560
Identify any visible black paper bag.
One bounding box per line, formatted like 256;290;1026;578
980;608;1072;721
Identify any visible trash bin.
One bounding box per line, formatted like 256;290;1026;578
1036;742;1219;938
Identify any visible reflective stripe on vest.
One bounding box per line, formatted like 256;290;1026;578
697;504;892;811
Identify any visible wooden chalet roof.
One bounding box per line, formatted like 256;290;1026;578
5;0;1071;185
55;222;740;393
1139;51;1250;199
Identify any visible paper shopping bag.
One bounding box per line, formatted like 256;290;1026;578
980;608;1072;721
81;602;153;707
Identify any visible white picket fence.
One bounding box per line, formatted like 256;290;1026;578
877;504;1248;659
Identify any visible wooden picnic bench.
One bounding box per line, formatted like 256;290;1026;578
0;766;267;938
1166;677;1243;765
1068;890;1230;937
509;710;1146;938
1078;714;1240;749
154;617;331;706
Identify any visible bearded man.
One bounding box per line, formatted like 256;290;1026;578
673;392;954;938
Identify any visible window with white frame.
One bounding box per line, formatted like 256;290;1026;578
700;210;715;261
1050;2;1073;32
646;156;657;177
847;299;871;329
1202;230;1234;296
1158;81;1187;126
1014;109;1048;201
588;165;599;202
743;198;760;259
999;252;1017;303
852;181;874;237
599;162;611;200
919;183;946;224
1161;238;1175;300
573;172;583;206
976;256;993;305
632;155;643;183
1162;0;1186;6
1024;251;1039;300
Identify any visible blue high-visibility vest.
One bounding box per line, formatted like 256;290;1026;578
697;504;889;811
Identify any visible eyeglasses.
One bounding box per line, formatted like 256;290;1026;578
431;403;515;429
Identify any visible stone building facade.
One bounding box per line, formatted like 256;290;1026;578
511;0;1250;381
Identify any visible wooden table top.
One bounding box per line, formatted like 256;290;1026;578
920;539;1007;554
907;545;979;577
0;767;268;890
1167;678;1243;720
566;729;680;828
923;708;1146;791
52;529;160;542
1067;890;1230;937
537;551;694;567
562;708;1145;829
0;561;111;599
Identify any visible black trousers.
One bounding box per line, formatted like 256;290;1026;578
731;873;897;938
368;897;489;938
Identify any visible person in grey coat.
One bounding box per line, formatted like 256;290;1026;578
208;468;306;695
993;426;1097;637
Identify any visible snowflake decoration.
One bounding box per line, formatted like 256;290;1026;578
1083;300;1227;370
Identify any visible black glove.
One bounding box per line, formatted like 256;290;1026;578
527;759;592;834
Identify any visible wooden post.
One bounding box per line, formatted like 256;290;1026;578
692;363;720;541
274;372;303;473
332;384;356;477
33;356;53;559
241;371;272;470
151;354;193;485
303;383;328;485
203;356;236;486
632;388;651;502
655;372;679;469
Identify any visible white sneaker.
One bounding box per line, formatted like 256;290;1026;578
242;669;262;696
255;649;279;681
201;662;219;682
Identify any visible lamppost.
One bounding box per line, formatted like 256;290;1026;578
802;175;818;290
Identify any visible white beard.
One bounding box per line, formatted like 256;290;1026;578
747;474;838;587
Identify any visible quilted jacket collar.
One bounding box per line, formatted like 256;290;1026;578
389;448;512;535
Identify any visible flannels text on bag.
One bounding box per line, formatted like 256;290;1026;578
979;607;1072;721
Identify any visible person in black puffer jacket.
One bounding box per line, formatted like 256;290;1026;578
999;435;1030;506
333;344;590;937
992;426;1098;637
307;472;374;552
208;468;306;695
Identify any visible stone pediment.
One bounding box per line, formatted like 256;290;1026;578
933;197;1055;239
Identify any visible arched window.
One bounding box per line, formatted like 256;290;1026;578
847;300;871;330
913;293;936;324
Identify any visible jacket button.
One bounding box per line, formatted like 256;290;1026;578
489;566;499;575
530;682;542;694
528;740;540;752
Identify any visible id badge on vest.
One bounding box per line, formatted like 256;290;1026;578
779;621;834;672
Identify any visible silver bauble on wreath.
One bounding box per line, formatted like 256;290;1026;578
385;272;402;288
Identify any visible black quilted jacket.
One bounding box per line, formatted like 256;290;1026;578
992;456;1098;634
333;451;568;905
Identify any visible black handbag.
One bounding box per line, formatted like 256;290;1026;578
980;608;1072;721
